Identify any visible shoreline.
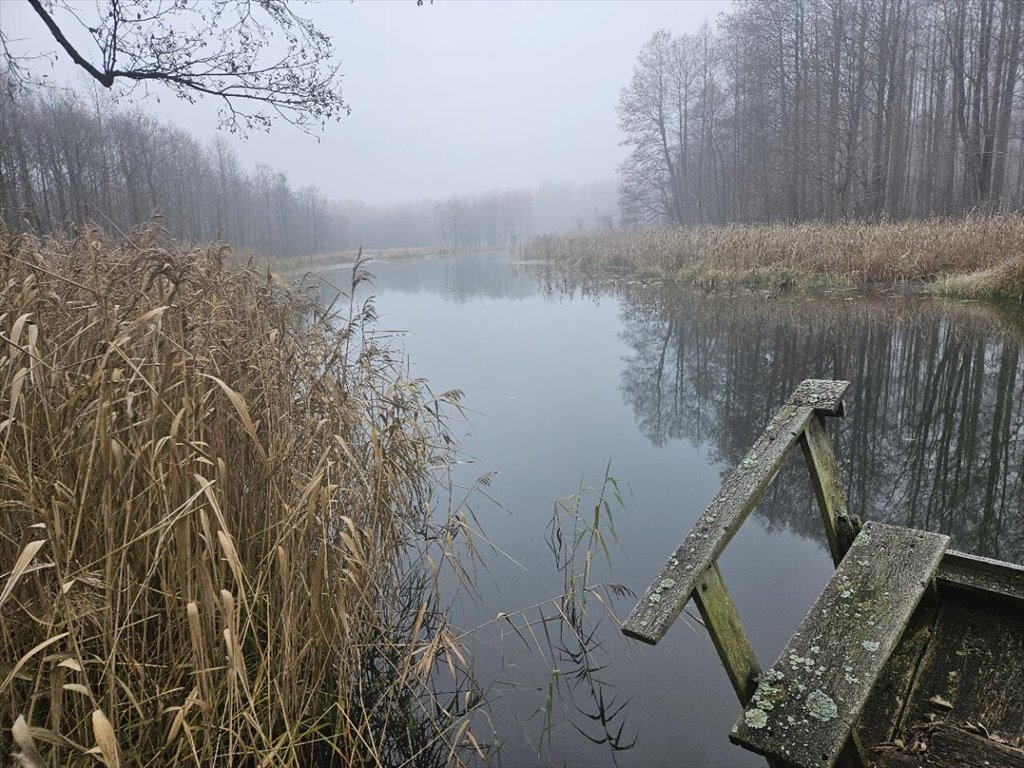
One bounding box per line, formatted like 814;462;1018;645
525;215;1024;303
263;243;512;272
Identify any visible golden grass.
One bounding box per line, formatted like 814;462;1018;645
264;246;458;272
1;222;474;766
527;215;1024;299
930;252;1024;302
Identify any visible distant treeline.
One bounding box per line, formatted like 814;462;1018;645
0;87;337;257
620;0;1024;225
336;180;616;252
0;84;616;257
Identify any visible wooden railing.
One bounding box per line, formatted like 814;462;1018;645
621;379;860;706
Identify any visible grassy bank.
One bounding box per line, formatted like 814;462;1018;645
265;244;518;273
1;223;473;766
265;244;458;271
527;214;1024;301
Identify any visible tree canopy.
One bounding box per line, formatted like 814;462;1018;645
3;0;348;133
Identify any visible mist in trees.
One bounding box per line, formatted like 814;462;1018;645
434;182;617;249
11;0;1020;254
0;85;618;256
0;85;337;256
619;0;1024;225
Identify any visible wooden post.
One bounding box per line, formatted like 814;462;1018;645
693;563;762;706
801;413;860;566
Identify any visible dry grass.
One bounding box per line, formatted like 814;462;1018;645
930;252;1024;302
265;246;458;272
527;215;1024;299
1;222;476;766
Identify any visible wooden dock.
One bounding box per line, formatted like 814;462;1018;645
622;379;1024;768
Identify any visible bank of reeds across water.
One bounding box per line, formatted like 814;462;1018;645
265;244;458;271
527;214;1024;302
1;222;477;766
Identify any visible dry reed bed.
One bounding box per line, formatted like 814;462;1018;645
527;215;1024;300
1;223;473;766
265;245;459;272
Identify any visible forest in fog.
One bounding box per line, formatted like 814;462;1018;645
620;0;1024;224
2;0;1022;255
0;86;617;257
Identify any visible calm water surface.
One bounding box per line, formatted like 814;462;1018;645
319;251;1024;767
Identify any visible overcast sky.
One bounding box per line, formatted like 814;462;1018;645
3;0;732;204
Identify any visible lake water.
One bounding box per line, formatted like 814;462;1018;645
317;250;1024;767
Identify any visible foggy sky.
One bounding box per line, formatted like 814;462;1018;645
2;0;732;204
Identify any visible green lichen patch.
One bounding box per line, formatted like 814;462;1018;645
788;653;816;672
752;684;784;711
805;690;838;722
750;668;789;712
744;708;769;729
861;640;880;653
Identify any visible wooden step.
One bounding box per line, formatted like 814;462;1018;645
873;724;1024;768
730;521;949;768
622;379;850;646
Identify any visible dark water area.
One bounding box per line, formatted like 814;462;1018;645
316;251;1024;767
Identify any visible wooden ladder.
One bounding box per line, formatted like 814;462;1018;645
620;379;949;768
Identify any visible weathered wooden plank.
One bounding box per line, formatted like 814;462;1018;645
873;724;1024;768
730;522;949;768
855;600;939;749
800;414;859;566
694;563;762;705
622;402;815;644
937;549;1024;604
786;379;850;417
896;588;1024;745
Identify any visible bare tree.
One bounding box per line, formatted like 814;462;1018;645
619;0;1024;226
8;0;348;133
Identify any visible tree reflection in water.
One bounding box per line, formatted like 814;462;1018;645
612;286;1024;564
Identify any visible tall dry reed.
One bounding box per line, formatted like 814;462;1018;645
1;222;474;766
527;215;1024;298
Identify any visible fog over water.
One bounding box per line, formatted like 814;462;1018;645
323;250;1024;766
4;1;1024;765
1;0;732;203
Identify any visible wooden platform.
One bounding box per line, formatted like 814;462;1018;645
621;379;1024;768
730;531;1024;767
860;569;1024;768
730;522;950;768
872;723;1024;768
